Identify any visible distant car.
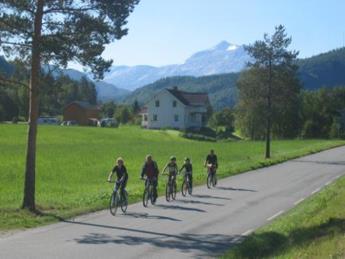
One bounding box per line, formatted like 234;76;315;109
60;120;78;126
37;117;59;125
98;118;118;128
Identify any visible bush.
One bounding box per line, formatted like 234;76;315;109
180;132;216;142
329;121;340;138
11;117;18;124
185;127;216;138
302;120;322;139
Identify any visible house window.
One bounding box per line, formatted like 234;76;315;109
155;100;160;107
191;113;197;122
153;114;158;121
173;100;177;107
174;114;179;122
144;115;148;121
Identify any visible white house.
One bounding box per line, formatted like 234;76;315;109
141;87;210;130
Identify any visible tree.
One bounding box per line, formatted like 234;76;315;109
244;25;299;158
0;0;139;211
132;99;140;114
115;105;131;124
101;101;117;118
209;108;234;132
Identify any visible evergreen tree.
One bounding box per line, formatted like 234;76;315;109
241;25;300;157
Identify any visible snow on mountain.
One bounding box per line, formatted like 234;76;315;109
103;41;250;90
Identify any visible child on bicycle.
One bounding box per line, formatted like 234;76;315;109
162;156;179;185
180;157;193;187
108;157;128;196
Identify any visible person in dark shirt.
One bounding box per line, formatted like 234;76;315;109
205;149;218;183
180;157;193;186
204;149;218;168
140;154;159;201
107;157;128;196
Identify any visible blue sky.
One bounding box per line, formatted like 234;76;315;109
74;0;345;69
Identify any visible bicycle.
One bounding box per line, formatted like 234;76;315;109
165;174;177;202
109;180;128;216
142;177;157;207
181;171;193;196
207;165;217;189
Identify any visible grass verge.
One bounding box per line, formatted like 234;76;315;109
222;175;345;259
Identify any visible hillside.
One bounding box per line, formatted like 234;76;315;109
125;47;345;110
124;73;240;110
298;47;345;89
51;67;131;102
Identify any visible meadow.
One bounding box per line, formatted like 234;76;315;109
0;124;344;230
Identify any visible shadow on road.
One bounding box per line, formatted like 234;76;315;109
155;204;206;213
216;186;257;192
175;199;224;206
70;220;241;257
293;160;345;166
192;194;231;200
119;212;182;222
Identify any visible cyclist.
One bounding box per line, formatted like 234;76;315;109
140;154;159;202
180;157;193;187
107;157;128;197
162;156;179;185
204;149;218;180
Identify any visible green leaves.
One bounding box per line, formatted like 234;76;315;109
0;0;140;79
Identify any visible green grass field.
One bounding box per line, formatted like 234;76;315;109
222;176;345;259
0;124;344;231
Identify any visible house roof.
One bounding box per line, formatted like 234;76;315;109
65;101;99;111
139;106;148;114
166;87;209;106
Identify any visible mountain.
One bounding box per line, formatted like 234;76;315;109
125;47;345;110
48;67;131;102
103;41;250;90
0;56;14;76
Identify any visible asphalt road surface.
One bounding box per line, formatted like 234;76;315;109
1;146;345;259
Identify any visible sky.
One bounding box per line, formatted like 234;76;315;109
71;0;345;69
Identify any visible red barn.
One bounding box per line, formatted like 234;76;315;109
63;101;100;126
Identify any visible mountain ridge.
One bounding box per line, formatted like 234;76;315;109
103;41;250;90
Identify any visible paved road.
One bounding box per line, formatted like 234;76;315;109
1;146;345;259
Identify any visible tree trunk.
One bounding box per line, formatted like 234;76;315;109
22;0;44;211
265;61;272;159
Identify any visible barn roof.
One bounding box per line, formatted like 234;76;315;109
166;87;209;106
65;101;99;110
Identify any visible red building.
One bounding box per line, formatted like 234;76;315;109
63;101;100;126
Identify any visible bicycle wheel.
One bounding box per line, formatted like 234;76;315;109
109;191;119;216
165;183;171;202
121;190;128;213
143;188;149;207
181;180;187;197
212;174;217;187
172;182;177;200
150;185;156;205
207;173;212;189
188;179;193;195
